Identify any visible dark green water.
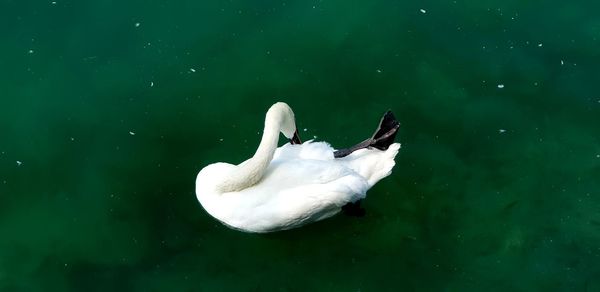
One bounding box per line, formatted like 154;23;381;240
2;0;599;291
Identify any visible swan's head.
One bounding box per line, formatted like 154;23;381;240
266;102;301;144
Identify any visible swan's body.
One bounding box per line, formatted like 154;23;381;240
195;102;400;233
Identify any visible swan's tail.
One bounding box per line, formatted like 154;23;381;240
334;111;400;158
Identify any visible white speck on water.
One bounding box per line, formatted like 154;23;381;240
376;69;382;73
303;128;307;132
538;43;543;47
70;137;75;141
596;154;600;158
16;161;22;166
189;68;196;73
420;8;427;13
219;138;224;142
28;49;34;54
313;135;317;139
135;22;140;27
150;81;154;87
499;129;506;133
497;84;505;89
129;131;136;136
51;1;57;4
560;60;564;65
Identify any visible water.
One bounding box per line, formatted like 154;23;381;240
1;0;599;291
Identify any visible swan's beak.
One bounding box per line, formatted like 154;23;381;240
290;129;302;145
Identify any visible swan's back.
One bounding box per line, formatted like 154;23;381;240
196;141;400;233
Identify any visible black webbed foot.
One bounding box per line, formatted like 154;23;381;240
333;110;400;158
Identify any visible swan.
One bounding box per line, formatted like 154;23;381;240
195;102;400;233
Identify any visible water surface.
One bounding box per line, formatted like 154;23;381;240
1;0;599;291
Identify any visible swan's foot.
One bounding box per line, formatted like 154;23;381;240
342;200;366;217
370;111;400;150
334;111;400;158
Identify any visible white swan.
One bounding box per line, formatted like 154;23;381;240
195;102;400;233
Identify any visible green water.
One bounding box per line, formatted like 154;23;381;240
2;0;599;291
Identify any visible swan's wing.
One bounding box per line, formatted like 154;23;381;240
223;158;368;232
252;174;368;232
283;174;368;219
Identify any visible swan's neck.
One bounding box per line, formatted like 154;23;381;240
216;119;280;193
